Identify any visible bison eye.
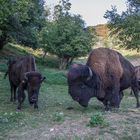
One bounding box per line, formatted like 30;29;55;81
75;97;79;101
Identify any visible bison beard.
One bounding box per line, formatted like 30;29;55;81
5;55;45;110
67;48;140;111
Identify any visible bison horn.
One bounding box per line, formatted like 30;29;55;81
87;67;93;80
24;72;30;80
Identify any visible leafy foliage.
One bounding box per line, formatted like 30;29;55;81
88;112;108;127
0;0;47;49
39;0;96;69
104;0;140;51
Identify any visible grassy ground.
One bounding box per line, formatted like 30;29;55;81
0;44;140;140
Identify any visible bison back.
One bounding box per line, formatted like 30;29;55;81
9;55;36;86
86;48;123;98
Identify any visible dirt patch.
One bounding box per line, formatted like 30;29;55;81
7;109;140;140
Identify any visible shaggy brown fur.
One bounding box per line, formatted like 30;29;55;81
87;48;123;98
5;55;45;110
68;48;139;110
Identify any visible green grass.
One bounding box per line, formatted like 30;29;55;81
1;66;140;139
0;43;140;139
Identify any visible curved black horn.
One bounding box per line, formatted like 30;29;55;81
24;72;30;80
88;67;93;77
86;66;93;81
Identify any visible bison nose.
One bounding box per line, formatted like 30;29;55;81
81;104;88;108
79;100;88;108
31;97;37;102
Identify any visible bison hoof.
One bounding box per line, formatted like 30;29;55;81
34;105;38;109
104;106;111;111
16;108;21;111
17;105;21;110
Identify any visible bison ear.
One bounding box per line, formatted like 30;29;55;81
41;76;46;82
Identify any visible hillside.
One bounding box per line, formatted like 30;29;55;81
87;24;109;37
94;24;109;39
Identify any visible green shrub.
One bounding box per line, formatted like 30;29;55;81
52;112;65;122
88;112;108;127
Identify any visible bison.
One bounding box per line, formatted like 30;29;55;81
5;55;45;110
135;65;140;90
130;65;140;95
67;48;139;111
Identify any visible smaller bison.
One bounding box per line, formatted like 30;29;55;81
130;65;140;95
5;55;45;110
67;48;139;111
135;65;140;90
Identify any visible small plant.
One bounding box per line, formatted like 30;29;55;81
53;112;65;122
88;112;108;127
0;111;24;124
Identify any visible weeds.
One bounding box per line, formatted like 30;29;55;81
88;112;108;127
52;112;65;122
0;111;24;124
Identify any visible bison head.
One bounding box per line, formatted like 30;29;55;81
67;64;100;107
23;71;45;105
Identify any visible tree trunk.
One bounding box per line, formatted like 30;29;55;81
59;57;74;69
59;58;68;70
42;51;47;59
67;57;74;67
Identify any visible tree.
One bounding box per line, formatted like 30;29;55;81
104;0;140;51
0;0;47;50
0;0;30;49
40;0;96;69
15;0;47;48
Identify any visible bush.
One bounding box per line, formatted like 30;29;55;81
52;112;65;122
88;112;108;127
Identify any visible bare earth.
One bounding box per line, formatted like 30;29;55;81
8;109;140;140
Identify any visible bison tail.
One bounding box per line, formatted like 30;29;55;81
4;71;8;79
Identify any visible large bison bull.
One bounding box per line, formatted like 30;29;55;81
5;55;45;110
67;48;139;111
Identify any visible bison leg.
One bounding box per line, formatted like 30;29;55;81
13;86;17;102
17;84;25;110
34;102;38;109
119;91;124;105
21;92;26;103
10;83;17;102
10;87;13;102
10;83;14;102
103;100;111;111
110;78;122;108
131;86;140;108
